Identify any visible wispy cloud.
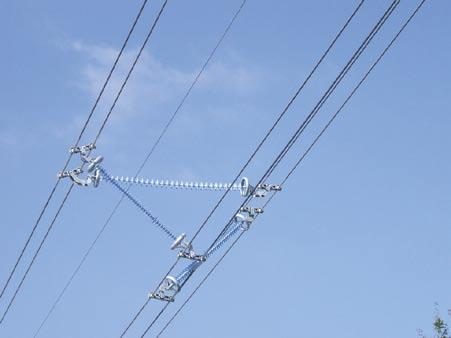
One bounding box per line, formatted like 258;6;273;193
69;40;263;127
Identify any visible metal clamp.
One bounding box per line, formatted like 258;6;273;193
148;292;175;303
149;276;180;302
239;177;282;198
58;143;103;188
70;143;95;155
235;206;263;230
178;251;206;262
171;233;204;261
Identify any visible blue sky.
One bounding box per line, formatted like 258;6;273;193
0;0;450;337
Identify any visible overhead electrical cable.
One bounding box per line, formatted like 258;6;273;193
0;0;151;304
136;1;401;336
0;0;169;326
204;0;399;266
94;0;168;144
119;1;367;335
187;0;366;249
154;1;428;336
0;186;74;325
33;1;248;336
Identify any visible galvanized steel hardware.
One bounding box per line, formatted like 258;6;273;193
58;143;103;187
149;276;180;302
239;177;282;197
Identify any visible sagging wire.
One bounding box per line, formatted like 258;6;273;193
0;0;163;326
154;1;429;336
0;0;152;308
205;0;400;261
33;1;249;335
119;1;367;335
136;1;403;336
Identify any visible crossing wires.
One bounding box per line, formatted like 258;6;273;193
0;0;170;326
155;1;428;337
32;1;248;337
125;0;407;336
0;0;151;304
119;0;368;335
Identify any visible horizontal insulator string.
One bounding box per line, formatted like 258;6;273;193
102;175;241;192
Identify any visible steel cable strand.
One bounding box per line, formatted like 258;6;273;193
0;185;74;325
262;0;398;181
186;0;366;250
119;1;366;335
0;0;151;304
280;1;428;188
155;2;428;335
203;0;399;260
0;1;169;327
34;1;246;336
141;1;400;335
93;0;168;144
204;0;392;255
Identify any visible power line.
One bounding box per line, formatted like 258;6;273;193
189;0;367;249
0;0;169;326
33;1;248;336
154;1;428;336
205;0;398;263
0;185;74;325
94;0;168;144
156;231;245;338
118;1;367;335
136;1;400;335
0;0;151;304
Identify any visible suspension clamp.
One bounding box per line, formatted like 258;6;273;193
148;292;175;303
239;177;282;198
58;143;103;188
178;251;206;262
171;233;205;262
235;206;263;230
69;143;95;155
148;276;180;302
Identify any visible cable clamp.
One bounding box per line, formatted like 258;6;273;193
235;206;263;230
170;233;204;261
58;143;103;188
69;143;95;155
148;276;180;302
148;292;174;303
239;177;282;198
178;251;206;262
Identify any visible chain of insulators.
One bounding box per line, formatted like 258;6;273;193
98;166;177;241
175;219;244;286
103;175;241;192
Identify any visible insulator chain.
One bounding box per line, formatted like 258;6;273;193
105;176;241;192
57;145;282;198
104;175;282;198
150;206;264;302
58;144;283;303
98;166;178;241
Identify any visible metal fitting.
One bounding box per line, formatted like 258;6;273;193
239;177;282;198
171;233;204;261
59;143;103;188
235;206;263;230
178;251;206;262
148;276;180;302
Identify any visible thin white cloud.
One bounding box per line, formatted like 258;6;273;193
70;40;263;125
